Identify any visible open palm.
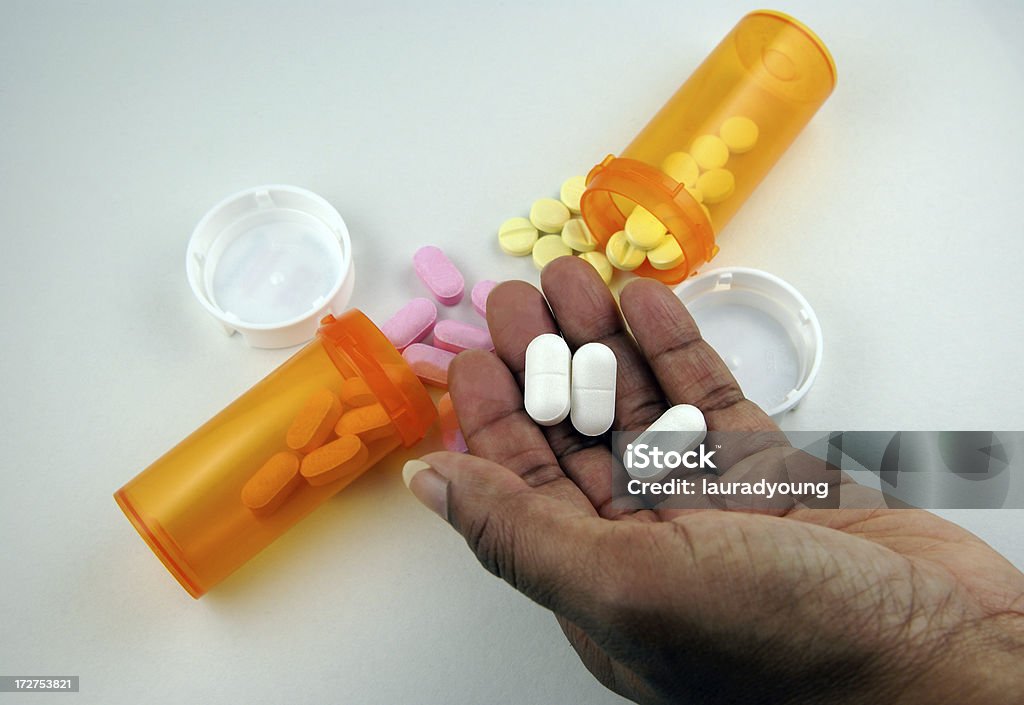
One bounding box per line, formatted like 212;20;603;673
407;256;1024;704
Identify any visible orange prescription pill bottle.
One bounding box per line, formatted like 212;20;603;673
580;10;836;284
114;310;436;598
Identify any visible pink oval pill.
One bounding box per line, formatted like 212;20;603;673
413;246;465;306
471;280;498;318
433;319;493;353
380;298;437;351
402;343;456;388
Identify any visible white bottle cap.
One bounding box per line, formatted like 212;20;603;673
674;267;822;420
186;185;354;348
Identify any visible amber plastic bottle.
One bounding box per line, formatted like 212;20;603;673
581;10;836;284
115;310;436;598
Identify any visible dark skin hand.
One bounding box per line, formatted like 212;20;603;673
404;256;1024;705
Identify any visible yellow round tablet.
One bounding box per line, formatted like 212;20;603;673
578;251;613;285
720;116;759;154
690;134;729;170
660;151;699;187
561;218;596;252
685;185;703;204
605;230;646;271
532;234;572;270
624;206;666;250
646;234;684;270
498;216;539;256
559;175;587;214
696;168;735;204
529;198;571;233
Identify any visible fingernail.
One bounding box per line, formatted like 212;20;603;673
402;459;448;519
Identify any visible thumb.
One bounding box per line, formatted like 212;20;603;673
403;451;602;619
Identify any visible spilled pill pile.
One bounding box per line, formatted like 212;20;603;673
497;176;611;284
387;246;496;386
496;115;758;285
377;245;501;453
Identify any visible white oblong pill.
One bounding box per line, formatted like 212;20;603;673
625;404;707;481
524;334;571;426
569;342;616;436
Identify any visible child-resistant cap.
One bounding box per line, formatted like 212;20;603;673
186;185;354;348
674;267;822;420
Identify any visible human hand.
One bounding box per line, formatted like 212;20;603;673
404;256;1024;704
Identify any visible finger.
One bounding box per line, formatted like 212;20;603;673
534;257;668;520
473;283;582;471
540;256;668;434
405;451;607;622
448;350;585;506
618;278;780;433
485;278;644;519
485;279;558;381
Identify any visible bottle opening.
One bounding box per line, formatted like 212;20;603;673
317;310;437;446
581;156;716;285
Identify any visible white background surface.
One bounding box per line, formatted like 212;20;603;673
1;1;1022;703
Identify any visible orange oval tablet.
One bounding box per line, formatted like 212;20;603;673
300;435;369;487
286;389;343;454
335;403;395;443
241;452;302;516
340;377;376;408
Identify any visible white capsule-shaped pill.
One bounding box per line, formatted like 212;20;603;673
625;404;707;481
569;343;616;436
524;334;571;426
